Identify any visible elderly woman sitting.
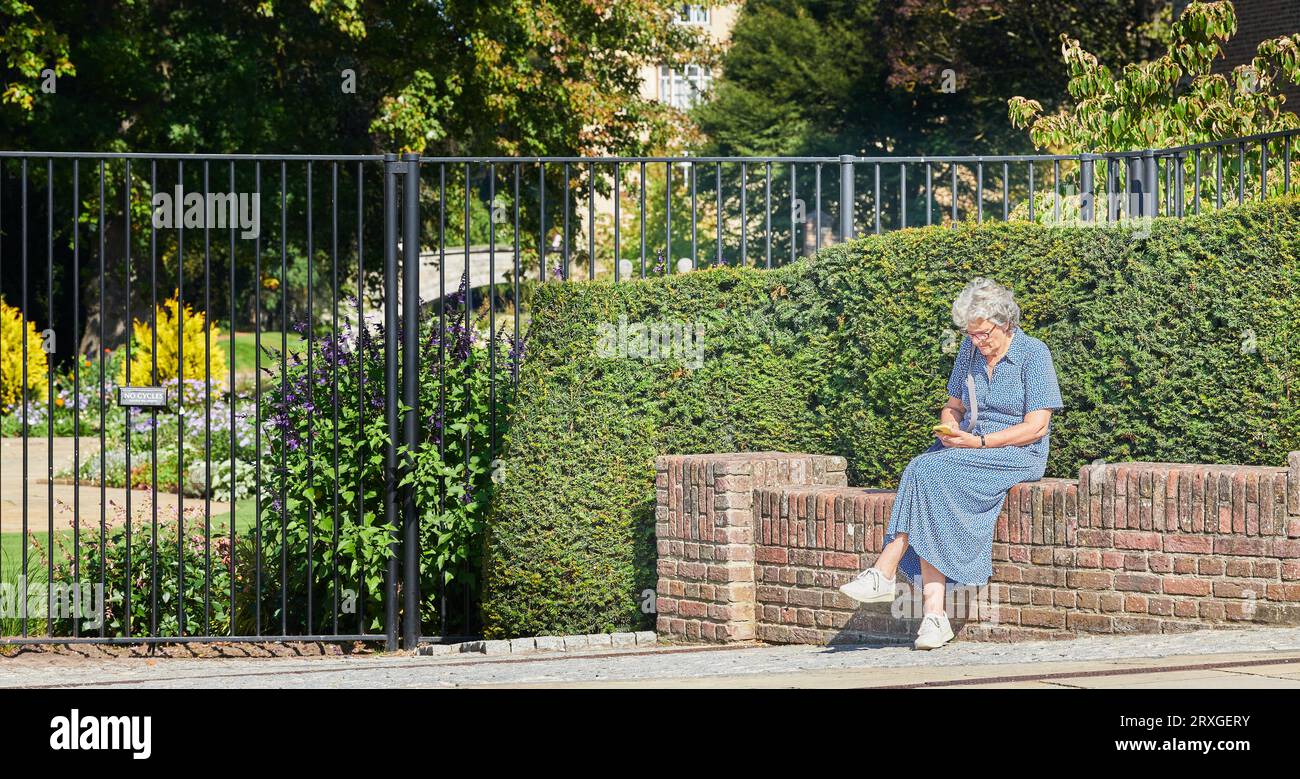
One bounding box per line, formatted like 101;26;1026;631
839;277;1064;650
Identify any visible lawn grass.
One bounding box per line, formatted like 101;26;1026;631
216;331;307;376
1;499;260;578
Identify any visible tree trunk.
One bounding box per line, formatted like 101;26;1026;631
77;214;133;358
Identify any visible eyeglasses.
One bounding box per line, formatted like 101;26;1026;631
966;327;997;342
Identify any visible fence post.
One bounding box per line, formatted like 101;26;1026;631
1128;150;1156;218
838;154;855;241
382;153;401;652
1144;151;1158;217
401;152;422;648
1080;156;1095;222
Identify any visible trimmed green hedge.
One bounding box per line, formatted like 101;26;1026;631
482;197;1300;638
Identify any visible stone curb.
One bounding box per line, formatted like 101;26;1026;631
415;631;657;656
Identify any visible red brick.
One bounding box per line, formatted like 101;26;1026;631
1162;576;1211;596
1114;530;1162;550
1164;534;1213;554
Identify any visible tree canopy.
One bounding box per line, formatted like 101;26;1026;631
690;0;1174;158
1009;0;1300;152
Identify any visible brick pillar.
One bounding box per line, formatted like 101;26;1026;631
655;452;847;643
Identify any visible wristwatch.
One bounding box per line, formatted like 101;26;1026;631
979;434;986;447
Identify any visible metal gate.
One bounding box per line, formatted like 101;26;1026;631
1;130;1294;649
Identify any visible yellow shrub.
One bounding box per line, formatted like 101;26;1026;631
120;291;227;390
0;297;49;407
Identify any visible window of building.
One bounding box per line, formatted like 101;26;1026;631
658;64;712;109
676;5;710;25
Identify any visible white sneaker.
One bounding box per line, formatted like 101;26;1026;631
914;612;955;650
838;567;897;603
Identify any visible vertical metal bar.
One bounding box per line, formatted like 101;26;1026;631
667;161;674;271
401;152;421;648
1170;156;1180;214
563;162;570;279
1106;158;1117;223
588;162;595;280
1175;153;1185;217
437;164;447;634
1238;141;1245;205
1053;160;1060;223
98;160;107;637
763;160;771;268
18;159;30;634
203;160;212;635
1028;162;1034;221
873;163;880;234
176;159;186;637
489;163;497;514
815;163;822;251
229;160;238;635
303;161;313;635
1261;140;1268;198
953;162;959;227
253;160;261;635
839;156;855;241
613;162;620;279
353;161;363;632
462;160;472;632
1286;134;1292;193
277;161;286;636
513;164;521;386
121;159;130;637
1145;151;1157;219
1002;162;1009;221
150;160;158;636
19;158;28;635
639;160;646;276
1193;151;1201;214
330;162;340;634
925;163;935;224
789;162;796;262
691;161;698;268
382;153;399;651
1216;146;1223;209
740;161;747;264
72;159;82;638
716;162;722;266
538;163;546;281
45;159;55;635
900;163;907;229
976;162;983;223
1080;157;1094;222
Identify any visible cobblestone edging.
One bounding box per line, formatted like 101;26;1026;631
416;631;658;656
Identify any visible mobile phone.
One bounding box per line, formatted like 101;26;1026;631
932;423;959;437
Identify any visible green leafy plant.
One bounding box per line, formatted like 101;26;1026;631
1009;1;1300;151
251;282;517;636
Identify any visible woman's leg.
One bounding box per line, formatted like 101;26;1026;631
918;556;949;617
873;532;909;579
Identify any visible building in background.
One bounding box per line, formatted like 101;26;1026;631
639;4;739;110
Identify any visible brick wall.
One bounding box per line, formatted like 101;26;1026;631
655;451;1300;645
653;452;847;642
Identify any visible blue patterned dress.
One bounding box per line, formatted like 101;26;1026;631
883;325;1064;587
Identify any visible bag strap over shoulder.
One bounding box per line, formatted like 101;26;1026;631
963;341;979;432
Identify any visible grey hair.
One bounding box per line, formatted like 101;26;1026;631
951;277;1020;331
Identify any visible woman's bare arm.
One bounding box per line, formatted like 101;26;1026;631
940;395;964;429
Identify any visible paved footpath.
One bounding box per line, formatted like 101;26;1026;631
6;625;1300;688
